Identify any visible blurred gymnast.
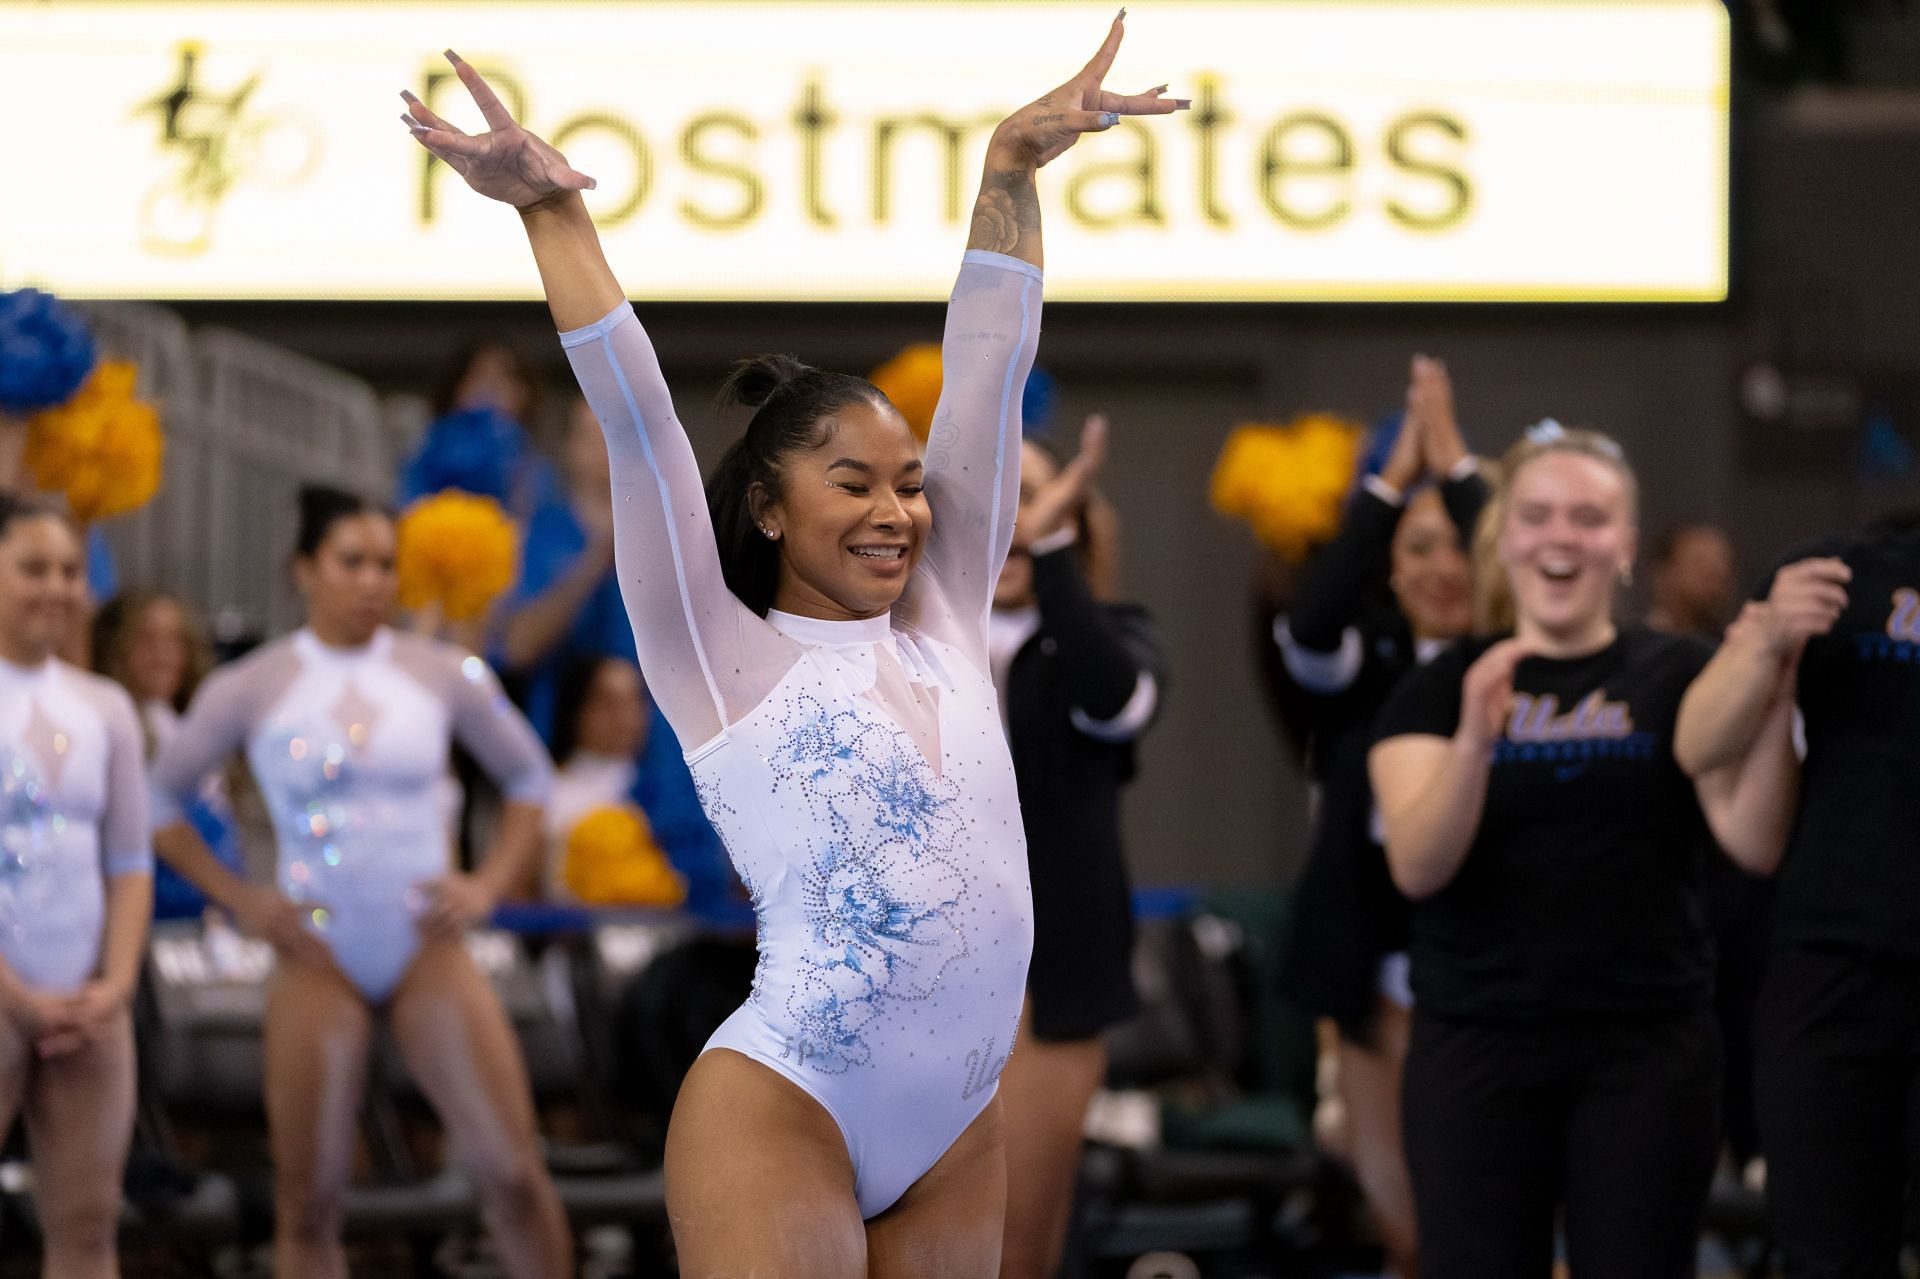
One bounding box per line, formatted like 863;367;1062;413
150;487;569;1279
0;495;153;1279
401;17;1183;1273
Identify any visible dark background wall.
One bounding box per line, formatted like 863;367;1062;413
173;94;1920;888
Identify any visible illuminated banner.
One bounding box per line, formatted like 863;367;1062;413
0;2;1729;302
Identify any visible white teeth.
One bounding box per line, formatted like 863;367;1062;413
851;546;905;560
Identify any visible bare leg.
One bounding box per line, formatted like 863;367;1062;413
997;1003;1105;1279
868;1094;1008;1279
665;1048;867;1278
386;939;571;1279
24;1008;135;1279
1337;1001;1419;1279
0;1011;31;1150
264;957;373;1279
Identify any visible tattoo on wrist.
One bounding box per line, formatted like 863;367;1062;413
968;168;1041;255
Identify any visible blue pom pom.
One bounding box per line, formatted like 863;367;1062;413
1020;366;1057;438
0;289;97;415
397;407;530;505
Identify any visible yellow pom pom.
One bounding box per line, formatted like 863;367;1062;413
563;804;687;908
395;490;519;623
869;343;943;444
1209;413;1365;562
25;361;164;522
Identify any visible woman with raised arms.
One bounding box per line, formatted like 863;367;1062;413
401;17;1183;1275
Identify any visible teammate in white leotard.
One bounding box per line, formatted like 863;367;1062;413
0;495;153;1279
401;20;1184;1273
150;488;570;1279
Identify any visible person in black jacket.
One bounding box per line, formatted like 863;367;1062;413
990;415;1167;1279
1272;356;1484;1279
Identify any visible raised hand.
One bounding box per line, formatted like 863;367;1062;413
1019;414;1110;547
400;51;597;210
1762;557;1852;655
1407;354;1467;475
1459;637;1529;750
1380;377;1427;495
991;11;1187;171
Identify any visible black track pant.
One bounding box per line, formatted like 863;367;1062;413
1403;1006;1720;1279
1757;945;1920;1279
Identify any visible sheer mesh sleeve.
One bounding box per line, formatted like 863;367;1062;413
559;305;794;750
92;680;153;879
439;650;553;804
907;251;1044;662
149;643;293;828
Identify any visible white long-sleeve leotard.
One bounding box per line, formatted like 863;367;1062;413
0;656;152;994
149;629;551;1001
561;249;1040;1218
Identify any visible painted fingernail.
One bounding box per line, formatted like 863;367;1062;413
443;48;460;63
1116;6;1126;19
1152;84;1169;94
1173;99;1193;109
1099;111;1120;128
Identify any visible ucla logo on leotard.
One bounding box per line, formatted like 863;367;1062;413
962;1035;1010;1101
1495;690;1654;767
769;694;970;1074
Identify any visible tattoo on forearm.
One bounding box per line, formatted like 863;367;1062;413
968;168;1041;257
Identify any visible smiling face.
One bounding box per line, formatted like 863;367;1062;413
1499;449;1637;648
0;514;84;665
759;398;931;620
1391;488;1472;641
293;512;398;645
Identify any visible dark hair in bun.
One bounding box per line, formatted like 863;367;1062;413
294;485;388;559
705;354;891;616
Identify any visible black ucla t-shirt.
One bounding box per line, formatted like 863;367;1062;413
1760;525;1920;959
1374;628;1716;1021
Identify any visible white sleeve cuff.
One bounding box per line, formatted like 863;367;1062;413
1275;618;1366;695
1361;474;1406;507
1071;672;1159;743
1027;525;1078;557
